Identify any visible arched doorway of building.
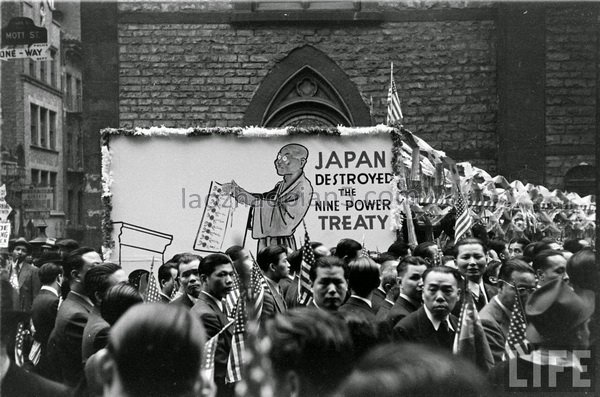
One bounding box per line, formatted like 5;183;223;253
564;164;596;197
243;45;371;127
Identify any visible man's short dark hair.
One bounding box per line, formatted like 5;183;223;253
309;256;346;282
487;239;507;255
508;237;531;248
336;343;489;397
38;262;63;285
532;249;564;272
101;283;143;326
63;247;96;280
335;239;362;262
347;257;380;297
177;253;202;266
198;253;232;277
422;266;463;286
562;239;586;254
413;242;437;261
376;253;397;265
108;304;205;397
567;248;598;291
287;249;302;274
396;256;429;277
386;241;410;258
256;245;286;273
225;245;245;262
498;259;535;282
83;262;122;302
452;238;486;258
267;308;354;396
158;263;176;284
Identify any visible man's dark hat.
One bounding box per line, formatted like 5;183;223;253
34;251;63;267
525;278;594;344
8;237;31;252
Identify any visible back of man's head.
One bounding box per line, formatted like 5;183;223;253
224;245;244;262
386;241;410;259
347;257;380;298
287;249;302;275
63;247;96;281
158;263;176;284
532;249;564;272
334;343;488;397
413;242;437;261
83;262;122;303
104;304;206;397
335;239;362;263
567;248;599;291
101;283;143;326
38;262;63;285
267;308;354;397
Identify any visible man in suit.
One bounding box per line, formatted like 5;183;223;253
257;245;289;323
393;266;462;352
171;253;202;308
158;262;178;303
46;247;101;386
374;260;400;321
82;263;127;363
31;260;63;374
480;259;537;364
280;249;300;308
532;249;569;286
1;279;72;397
385;256;428;328
310;256;348;312
339;257;380;321
7;237;41;312
192;253;235;397
454;238;497;314
371;254;398;313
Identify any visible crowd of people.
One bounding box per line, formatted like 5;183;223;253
0;233;597;396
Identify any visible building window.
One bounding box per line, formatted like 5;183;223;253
77;190;83;226
49;48;57;87
66;73;72;109
50;172;57;210
40;108;47;148
68;189;74;223
30;104;39;145
29;59;36;77
31;169;40;186
49;111;56;149
75;78;82;111
40;57;47;84
40;170;48;187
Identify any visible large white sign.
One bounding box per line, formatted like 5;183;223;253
0;43;48;61
106;133;395;265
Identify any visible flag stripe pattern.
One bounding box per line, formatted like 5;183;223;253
144;258;161;303
504;290;530;360
251;261;267;318
298;229;314;305
387;78;403;124
226;292;247;384
454;193;472;243
225;270;241;318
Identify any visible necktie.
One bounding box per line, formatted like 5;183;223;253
10;265;20;291
438;320;454;348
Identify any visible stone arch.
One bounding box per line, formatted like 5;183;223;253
564;164;595;197
243;45;371;127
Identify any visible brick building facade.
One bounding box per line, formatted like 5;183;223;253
80;1;597;247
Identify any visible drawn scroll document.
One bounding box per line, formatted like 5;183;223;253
193;181;249;253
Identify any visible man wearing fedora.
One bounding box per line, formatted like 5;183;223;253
7;237;41;312
0;279;71;397
489;278;595;394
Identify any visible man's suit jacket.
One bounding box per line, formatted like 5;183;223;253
31;288;60;348
81;309;110;363
392;306;458;352
452;282;498;316
46;291;94;387
375;299;394;322
261;278;286;323
480;297;511;364
192;293;232;380
339;296;376;321
371;288;387;313
283;275;300;309
170;292;195;308
10;261;41;312
159;293;171;304
1;360;71;397
385;295;420;328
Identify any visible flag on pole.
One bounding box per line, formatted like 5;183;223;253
297;224;315;305
201;319;234;380
452;286;494;372
249;253;268;319
226;292;247;384
453;192;472;243
387;62;403;125
144;257;161;303
225;269;241;318
504;290;530;360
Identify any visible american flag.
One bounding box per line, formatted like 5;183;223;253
453;192;472;243
504;290;530;359
226;293;247;384
249;254;267;319
14;322;29;367
297;228;314;306
236;319;275;397
144;258;161;303
225;270;241;318
202;320;234;379
387;62;403;125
